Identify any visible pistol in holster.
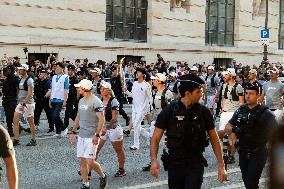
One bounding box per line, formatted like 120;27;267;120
161;148;169;171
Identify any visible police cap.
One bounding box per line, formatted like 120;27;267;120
245;83;261;94
39;68;48;73
6;64;16;71
67;64;76;70
178;74;205;93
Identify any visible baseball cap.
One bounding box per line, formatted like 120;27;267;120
17;64;29;71
6;64;16;71
191;66;199;71
39;68;48;73
74;79;93;90
55;62;65;69
67;64;76;70
249;69;257;75
151;73;167;82
268;67;279;74
169;72;177;77
208;65;215;70
100;81;112;90
222;68;236;77
90;67;101;75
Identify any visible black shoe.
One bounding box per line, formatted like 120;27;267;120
129;146;139;150
99;173;107;189
26;139;37;146
13;139;20;146
125;117;130;126
78;171;91;180
142;163;151;172
114;168;126;177
123;130;130;137
227;156;235;164
47;129;54;133
79;184;90;189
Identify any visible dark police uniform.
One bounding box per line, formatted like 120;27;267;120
34;70;54;132
229;104;277;189
0;125;15;158
155;101;213;189
110;72;129;125
2;65;20;136
64;75;79;128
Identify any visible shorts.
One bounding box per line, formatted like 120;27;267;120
206;96;217;109
15;103;35;117
100;125;123;142
218;112;234;131
77;137;98;159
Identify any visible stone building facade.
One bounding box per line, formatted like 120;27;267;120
0;0;283;66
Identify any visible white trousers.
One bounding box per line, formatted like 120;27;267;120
132;112;150;148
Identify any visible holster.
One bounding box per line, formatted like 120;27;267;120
161;148;169;171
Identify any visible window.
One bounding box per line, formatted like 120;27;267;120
205;0;235;46
279;0;284;49
106;0;147;42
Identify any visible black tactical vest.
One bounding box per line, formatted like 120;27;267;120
235;105;269;148
105;97;115;122
166;101;209;158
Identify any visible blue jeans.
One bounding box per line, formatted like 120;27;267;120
168;163;204;189
51;102;64;134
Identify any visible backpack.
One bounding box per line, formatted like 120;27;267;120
205;73;217;88
104;96;115;122
223;82;240;101
152;88;168;109
21;75;31;91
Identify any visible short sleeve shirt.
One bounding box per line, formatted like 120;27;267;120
78;95;104;138
263;80;284;109
18;76;34;104
206;75;220;96
155;102;215;132
103;97;120;125
153;89;174;118
0;125;15;158
222;83;244;112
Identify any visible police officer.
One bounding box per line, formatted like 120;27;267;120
150;74;227;189
34;68;54;133
110;66;130;126
64;64;79;130
0;125;18;189
225;83;277;189
2;65;20;137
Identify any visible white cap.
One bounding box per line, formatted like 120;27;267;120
74;79;93;90
17;64;29;71
222;68;236;77
100;81;112;90
90;67;101;75
208;65;214;70
191;66;198;71
151;73;167;82
169;72;177;77
268;67;279;74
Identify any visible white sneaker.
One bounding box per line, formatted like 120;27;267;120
61;128;68;137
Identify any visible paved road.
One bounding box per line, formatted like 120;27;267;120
0;105;268;189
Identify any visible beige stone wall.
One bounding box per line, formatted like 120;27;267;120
0;0;283;66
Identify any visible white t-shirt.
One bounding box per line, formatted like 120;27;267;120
126;81;152;114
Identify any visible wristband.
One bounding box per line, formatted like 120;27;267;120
95;133;100;138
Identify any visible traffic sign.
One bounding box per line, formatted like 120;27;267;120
261;29;270;39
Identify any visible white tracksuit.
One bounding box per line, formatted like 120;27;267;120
126;81;152;149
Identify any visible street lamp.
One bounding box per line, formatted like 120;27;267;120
261;0;269;73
